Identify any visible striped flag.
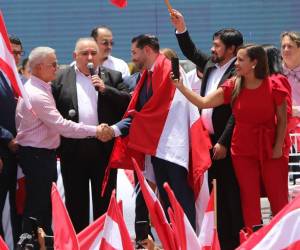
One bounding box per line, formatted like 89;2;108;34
133;158;176;250
0;11;31;109
198;185;220;250
99;191;133;250
237;194;300;250
51;183;79;250
164;182;201;250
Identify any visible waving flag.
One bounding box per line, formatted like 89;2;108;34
164;182;201;250
133;158;176;250
0;236;9;250
99;191;133;250
237;194;300;250
110;0;127;8
0;11;31;109
198;185;220;250
51;183;79;250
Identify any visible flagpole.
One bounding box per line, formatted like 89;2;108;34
213;179;217;231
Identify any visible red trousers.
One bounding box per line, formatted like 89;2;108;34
232;155;288;228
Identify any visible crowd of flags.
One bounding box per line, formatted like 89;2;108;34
1;2;300;250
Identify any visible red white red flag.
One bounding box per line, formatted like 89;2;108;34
99;191;133;250
51;183;79;250
164;182;201;250
133;158;176;250
237;194;300;250
0;11;31;109
198;187;220;250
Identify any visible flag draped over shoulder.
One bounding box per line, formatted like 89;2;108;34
0;11;31;109
237;194;300;250
110;0;127;8
51;183;79;250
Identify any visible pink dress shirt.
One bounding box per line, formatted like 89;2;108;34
16;75;97;149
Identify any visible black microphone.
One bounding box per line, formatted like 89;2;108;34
87;62;99;91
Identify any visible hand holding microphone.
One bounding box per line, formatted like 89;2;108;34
87;62;106;93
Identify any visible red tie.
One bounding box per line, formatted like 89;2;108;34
146;70;152;93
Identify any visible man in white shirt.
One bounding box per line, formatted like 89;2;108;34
90;26;130;78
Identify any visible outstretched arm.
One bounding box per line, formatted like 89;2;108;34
171;73;224;109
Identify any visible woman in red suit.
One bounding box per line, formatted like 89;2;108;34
172;44;289;229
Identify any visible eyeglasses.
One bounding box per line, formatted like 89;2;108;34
79;51;98;56
12;50;25;56
100;40;114;47
44;62;58;68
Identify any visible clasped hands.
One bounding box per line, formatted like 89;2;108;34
96;123;114;142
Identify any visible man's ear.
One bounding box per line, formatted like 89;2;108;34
72;51;77;60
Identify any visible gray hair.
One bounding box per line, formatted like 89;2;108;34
28;47;55;70
74;37;98;52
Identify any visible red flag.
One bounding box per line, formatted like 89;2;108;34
77;213;106;250
15;166;26;215
51;183;79;250
0;11;31;109
110;0;127;8
132;158;176;250
237;194;300;250
164;182;201;250
198;187;221;250
99;191;133;250
0;236;9;250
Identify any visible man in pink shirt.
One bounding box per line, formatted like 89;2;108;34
15;46;105;235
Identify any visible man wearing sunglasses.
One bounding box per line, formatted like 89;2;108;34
91;26;130;78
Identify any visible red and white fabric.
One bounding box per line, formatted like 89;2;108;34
0;11;31;109
99;191;133;250
0;236;9;250
237;194;300;250
198;188;220;250
51;183;79;250
133;159;176;250
164;182;201;250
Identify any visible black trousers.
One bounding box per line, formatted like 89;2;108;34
19;146;57;235
0;152;21;244
134;172;153;241
60;139;117;233
151;156;196;229
208;149;244;250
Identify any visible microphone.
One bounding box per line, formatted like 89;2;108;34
68;109;76;118
87;62;99;91
87;62;95;76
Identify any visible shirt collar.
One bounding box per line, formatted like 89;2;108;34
30;75;52;92
215;57;236;70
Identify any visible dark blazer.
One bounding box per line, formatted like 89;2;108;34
176;30;236;147
52;65;131;155
0;71;17;157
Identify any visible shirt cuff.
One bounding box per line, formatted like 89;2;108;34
175;28;187;34
111;125;122;137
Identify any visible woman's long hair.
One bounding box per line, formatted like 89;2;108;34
231;44;269;104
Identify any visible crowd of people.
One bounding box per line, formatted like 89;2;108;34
0;8;300;250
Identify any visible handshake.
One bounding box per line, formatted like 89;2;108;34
96;123;115;142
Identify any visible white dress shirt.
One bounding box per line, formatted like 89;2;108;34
75;65;99;126
201;57;236;134
103;55;130;78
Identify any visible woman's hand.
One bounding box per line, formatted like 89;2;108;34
272;145;283;159
170;72;184;89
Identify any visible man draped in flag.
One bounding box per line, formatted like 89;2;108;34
101;34;211;232
0;11;27;244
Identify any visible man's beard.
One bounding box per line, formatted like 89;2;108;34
211;53;225;64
